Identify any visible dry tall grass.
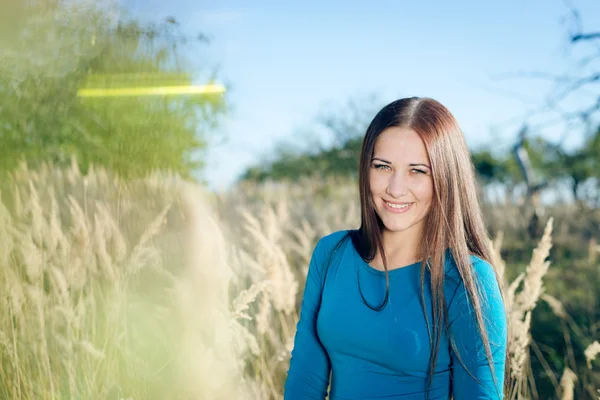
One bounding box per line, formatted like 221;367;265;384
0;164;598;399
0;162;255;399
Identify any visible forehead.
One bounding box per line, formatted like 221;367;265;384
373;127;429;161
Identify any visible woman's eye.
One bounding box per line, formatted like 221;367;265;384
373;164;390;170
412;169;426;174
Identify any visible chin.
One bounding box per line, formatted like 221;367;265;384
382;221;413;232
377;214;412;232
377;211;423;234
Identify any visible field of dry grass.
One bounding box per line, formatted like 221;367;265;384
0;163;598;399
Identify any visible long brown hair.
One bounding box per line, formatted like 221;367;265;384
351;97;511;398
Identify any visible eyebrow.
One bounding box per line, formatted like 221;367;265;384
371;157;431;169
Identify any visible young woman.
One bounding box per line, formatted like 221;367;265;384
284;97;509;399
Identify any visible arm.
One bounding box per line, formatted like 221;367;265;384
284;239;331;400
448;259;507;400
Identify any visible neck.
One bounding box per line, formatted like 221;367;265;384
380;223;424;265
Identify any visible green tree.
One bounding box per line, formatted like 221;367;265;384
241;137;363;182
0;0;227;179
471;149;511;185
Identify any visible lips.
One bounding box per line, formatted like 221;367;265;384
383;200;414;214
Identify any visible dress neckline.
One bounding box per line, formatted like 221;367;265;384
345;236;422;279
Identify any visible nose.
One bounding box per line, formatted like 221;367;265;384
385;171;408;198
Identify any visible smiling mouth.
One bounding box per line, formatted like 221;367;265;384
384;201;413;210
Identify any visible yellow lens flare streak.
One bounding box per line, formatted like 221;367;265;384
77;83;225;98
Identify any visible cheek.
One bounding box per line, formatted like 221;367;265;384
369;171;382;194
369;173;386;194
413;180;433;203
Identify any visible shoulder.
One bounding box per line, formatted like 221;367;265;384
444;252;502;305
309;230;352;276
444;251;497;286
314;230;351;256
318;229;351;245
444;254;506;331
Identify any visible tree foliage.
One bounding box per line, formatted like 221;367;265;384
0;0;227;179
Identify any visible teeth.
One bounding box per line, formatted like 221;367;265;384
386;201;411;209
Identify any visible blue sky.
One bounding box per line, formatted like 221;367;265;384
122;0;600;191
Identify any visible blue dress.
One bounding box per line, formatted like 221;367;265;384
284;230;507;399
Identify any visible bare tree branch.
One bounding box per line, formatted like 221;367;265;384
571;32;600;43
561;0;583;37
574;49;600;69
546;73;600;107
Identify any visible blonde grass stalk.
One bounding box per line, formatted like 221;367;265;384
93;212;117;282
19;233;44;282
239;206;298;315
506;218;554;398
93;201;127;264
124;203;171;280
232;280;271;322
585;341;600;369
67;194;93;269
542;294;567;320
47;191;68;259
559;367;577;400
511;218;554;320
289;219;318;273
0;196;14;268
255;290;273;336
11;181;24;220
27;181;44;247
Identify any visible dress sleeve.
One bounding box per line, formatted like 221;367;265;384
283;239;331;400
447;259;507;399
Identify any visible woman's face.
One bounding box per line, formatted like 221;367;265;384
369;126;433;235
